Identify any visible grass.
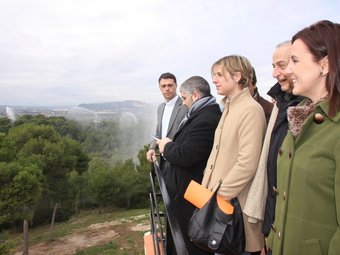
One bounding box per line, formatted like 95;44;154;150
74;241;119;255
8;207;150;255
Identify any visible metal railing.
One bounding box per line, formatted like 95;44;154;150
148;159;189;255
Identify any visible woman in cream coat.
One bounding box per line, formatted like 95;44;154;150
202;55;266;255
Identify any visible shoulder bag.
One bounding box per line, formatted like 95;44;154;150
187;181;245;254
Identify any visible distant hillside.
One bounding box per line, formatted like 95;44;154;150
78;100;154;118
0;100;156;120
0;105;59;117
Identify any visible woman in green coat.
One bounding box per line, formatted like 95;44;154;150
268;20;340;255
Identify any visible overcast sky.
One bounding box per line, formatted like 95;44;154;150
0;0;339;106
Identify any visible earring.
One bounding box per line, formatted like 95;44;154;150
320;69;323;77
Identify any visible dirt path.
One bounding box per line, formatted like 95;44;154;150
12;216;150;255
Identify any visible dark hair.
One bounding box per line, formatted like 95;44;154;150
252;67;257;86
292;20;340;116
158;72;177;84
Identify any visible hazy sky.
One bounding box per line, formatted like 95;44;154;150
1;0;339;106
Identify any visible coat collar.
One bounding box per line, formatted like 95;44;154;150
296;98;340;123
267;82;304;107
317;99;340;123
288;98;340;138
221;87;251;107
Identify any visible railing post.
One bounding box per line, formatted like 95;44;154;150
152;160;189;255
149;170;166;254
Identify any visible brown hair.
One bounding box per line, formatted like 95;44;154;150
292;20;340;116
211;55;253;89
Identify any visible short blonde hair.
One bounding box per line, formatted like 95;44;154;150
211;55;253;88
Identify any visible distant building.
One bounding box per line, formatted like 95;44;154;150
49;108;69;117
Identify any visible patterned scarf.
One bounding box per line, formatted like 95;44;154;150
287;99;316;137
177;95;216;131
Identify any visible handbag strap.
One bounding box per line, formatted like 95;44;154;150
212;176;237;201
215;179;222;190
212;178;224;193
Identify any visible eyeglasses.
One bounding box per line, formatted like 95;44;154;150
181;94;191;101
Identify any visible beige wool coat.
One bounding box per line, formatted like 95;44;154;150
202;88;266;252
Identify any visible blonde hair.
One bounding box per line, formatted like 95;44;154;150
211;55;253;88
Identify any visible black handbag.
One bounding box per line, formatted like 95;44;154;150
187;182;245;255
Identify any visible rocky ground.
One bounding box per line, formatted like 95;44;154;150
12;214;150;255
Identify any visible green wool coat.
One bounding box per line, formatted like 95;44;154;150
268;99;340;255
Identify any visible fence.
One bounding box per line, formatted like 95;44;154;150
145;159;189;255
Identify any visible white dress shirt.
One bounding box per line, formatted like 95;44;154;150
161;95;178;139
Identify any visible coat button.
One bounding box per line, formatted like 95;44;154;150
216;144;219;150
289;152;292;158
278;231;282;240
278;148;283;156
283;190;287;200
273;186;279;195
210;164;213;169
313;113;324;124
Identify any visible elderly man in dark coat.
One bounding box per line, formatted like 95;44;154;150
157;75;221;255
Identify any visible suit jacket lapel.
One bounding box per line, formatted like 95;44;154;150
159;103;166;123
158;103;166;137
167;97;182;136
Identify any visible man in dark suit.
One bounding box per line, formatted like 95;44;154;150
262;41;304;240
157;76;221;255
146;72;187;165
